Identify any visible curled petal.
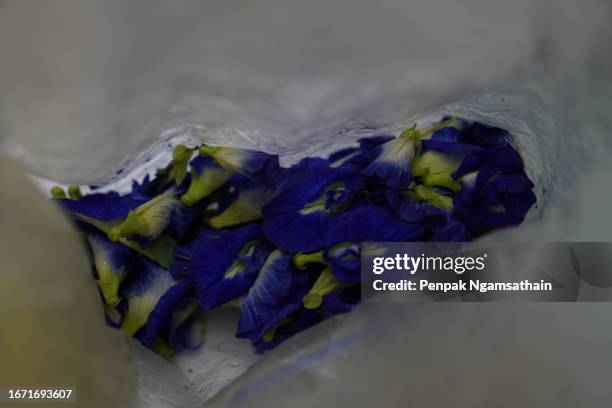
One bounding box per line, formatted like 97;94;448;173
181;156;233;206
119;258;181;337
163;299;206;351
303;267;343;309
323;243;360;283
88;233;133;306
462;122;511;147
199;145;280;180
138;279;193;347
108;190;180;242
178;223;272;309
237;250;307;341
429;126;460;143
454;172;536;234
59;191;147;222
362;134;416;189
208;176;279;228
452;146;525;193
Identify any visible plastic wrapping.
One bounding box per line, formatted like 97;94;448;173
1;1;612;407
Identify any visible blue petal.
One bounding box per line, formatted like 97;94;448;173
164;201;206;240
262;167;363;252
362;136;416;189
452;146;525;198
462;122;511;147
320;287;359;316
328;147;359;165
323;205;423;248
453;172;536;234
430;218;470;242
108;190;182;242
207;175;280;228
181;155;233;206
320;205;422;282
119;258;182;337
200;145;280;181
138;279;193;347
385;190;469;242
323;243;361;283
289;157;330;171
175;224;272;309
430;126;460;143
421;140;481;156
88;233;134;306
236;250;307;341
59;191;147;222
329;136;394;170
165;301;206;351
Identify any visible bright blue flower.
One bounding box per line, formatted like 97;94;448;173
262;166;364;252
236;250;310;341
87;233;134;307
173;224;272;309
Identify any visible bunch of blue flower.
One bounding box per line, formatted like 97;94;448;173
52;117;536;355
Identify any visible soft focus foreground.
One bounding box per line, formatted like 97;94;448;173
0;157;135;407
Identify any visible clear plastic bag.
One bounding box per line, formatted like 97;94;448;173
1;1;611;406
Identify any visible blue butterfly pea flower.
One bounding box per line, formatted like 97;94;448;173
119;258;185;337
325;205;423;282
58;190;147;222
453;172;536;234
174;223;272;309
462;121;511;147
137;278;193;348
385;189;469;242
207;175;280;229
362;127;419;189
180;155;233;207
362;120;456;189
452;145;527;205
87;233;134;307
329;135;395;169
262;166;364;252
107;189;183;242
161;299;206;352
199;145;280;181
236;250;310;341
